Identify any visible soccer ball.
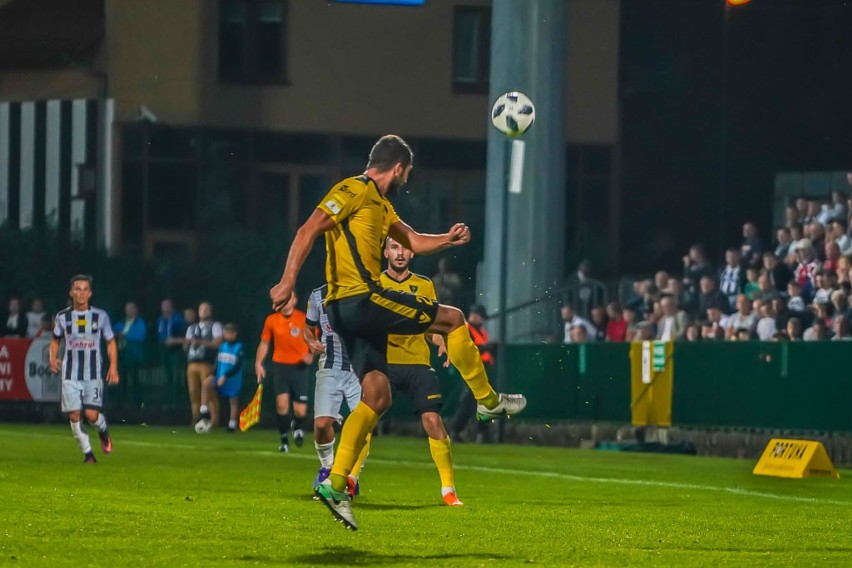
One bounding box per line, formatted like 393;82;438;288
194;418;212;434
491;91;535;137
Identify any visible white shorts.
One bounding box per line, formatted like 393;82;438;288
61;379;104;413
314;368;361;419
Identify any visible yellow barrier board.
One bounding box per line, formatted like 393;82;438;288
629;341;673;427
753;438;840;479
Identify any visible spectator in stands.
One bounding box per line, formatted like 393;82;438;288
786;317;804;341
784;205;799;228
832;314;850;340
804;318;829;341
665;277;694;315
755;302;777;341
794;197;809;224
156;298;186;406
653;270;669;293
829;190;847;221
719;248;743;311
589;305;608;341
812;269;838;305
829;219;852;254
635;321;654;341
184;306;198;328
684;323;701;341
682;244;714;293
701;320;724;341
808;222;827;256
814;302;835;329
706;306;730;331
786;281;808;313
837;256;851;288
34;313;53;338
25;298;46;338
823;242;841;274
566;259;595;314
740;222;765;268
431;256;462;307
623;306;639;341
725;294;757;339
3;297;28;338
830;289;849;319
698;275;729;316
569;324;589;344
731;328;752;341
756;271;774;300
743;267;761;300
561;304;596;344
605;303;627;342
115;301;147;407
762;252;793;293
793;239;821;297
804;200;821;225
774;226;793;259
770;294;791;330
656;295;689;341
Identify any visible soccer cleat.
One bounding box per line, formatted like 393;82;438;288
346;475;360;498
83;452;97;464
293;429;304;448
476;393;527;421
313;467;331;495
227;426;236;433
98;431;112;454
279;443;290;453
442;492;464;506
315;479;358;530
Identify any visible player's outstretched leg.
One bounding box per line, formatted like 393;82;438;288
430;305;527;418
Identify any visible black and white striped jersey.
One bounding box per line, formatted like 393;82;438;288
306;285;351;372
52;307;114;381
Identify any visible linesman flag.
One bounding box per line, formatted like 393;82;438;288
239;384;263;432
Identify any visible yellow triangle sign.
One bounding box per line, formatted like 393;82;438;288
753;438;840;479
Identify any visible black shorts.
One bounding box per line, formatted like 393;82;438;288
271;362;310;403
387;364;443;415
326;289;440;378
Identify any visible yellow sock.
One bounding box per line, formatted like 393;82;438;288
329;403;379;492
350;433;372;479
428;436;454;489
446;325;498;407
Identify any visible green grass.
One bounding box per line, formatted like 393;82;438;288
0;424;850;567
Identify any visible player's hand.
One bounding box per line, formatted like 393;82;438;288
302;352;315;364
434;335;450;368
270;281;292;312
106;366;119;385
447;223;471;246
255;362;266;383
49;358;60;374
217;376;226;387
305;337;325;356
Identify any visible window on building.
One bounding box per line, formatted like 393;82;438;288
452;7;490;94
219;0;288;84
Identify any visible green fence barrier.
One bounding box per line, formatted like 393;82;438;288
94;341;852;433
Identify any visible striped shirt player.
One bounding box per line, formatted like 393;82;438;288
49;274;118;463
304;284;366;489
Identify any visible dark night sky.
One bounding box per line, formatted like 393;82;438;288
618;0;852;273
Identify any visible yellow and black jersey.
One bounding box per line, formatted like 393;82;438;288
317;175;401;302
379;271;437;366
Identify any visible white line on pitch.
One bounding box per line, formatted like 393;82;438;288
4;427;850;507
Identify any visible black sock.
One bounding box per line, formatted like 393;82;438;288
291;415;304;432
277;413;290;441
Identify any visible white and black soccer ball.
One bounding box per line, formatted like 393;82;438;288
491;91;535;137
194;418;212;434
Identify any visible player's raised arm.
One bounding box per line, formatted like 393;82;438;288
388;220;471;256
270;209;336;311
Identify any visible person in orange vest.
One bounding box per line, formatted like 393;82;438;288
450;304;495;443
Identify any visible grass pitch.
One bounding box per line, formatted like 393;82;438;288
0;424;850;567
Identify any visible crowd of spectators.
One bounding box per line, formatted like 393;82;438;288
562;188;852;344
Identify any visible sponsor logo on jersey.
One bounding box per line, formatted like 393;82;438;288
337;185;357;198
67;337;97;350
410;285;419;293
